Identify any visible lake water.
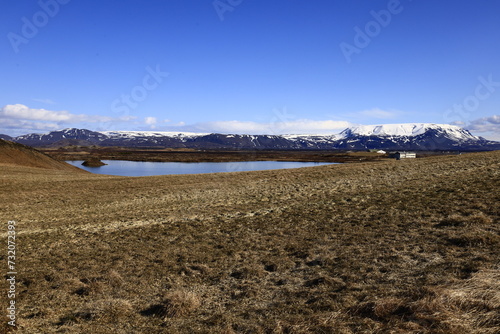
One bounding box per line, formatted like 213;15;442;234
66;160;335;177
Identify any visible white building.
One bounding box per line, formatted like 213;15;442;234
395;152;416;160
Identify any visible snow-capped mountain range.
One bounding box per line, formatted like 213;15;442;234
2;123;499;151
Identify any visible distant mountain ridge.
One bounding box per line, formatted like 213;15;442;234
4;124;500;151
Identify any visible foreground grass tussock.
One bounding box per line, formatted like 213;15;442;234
0;151;499;333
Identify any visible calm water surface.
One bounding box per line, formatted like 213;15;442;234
66;160;335;177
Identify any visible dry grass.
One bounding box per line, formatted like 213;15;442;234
0;139;86;172
0;150;499;333
141;289;201;319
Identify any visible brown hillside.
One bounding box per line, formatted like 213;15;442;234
0;139;87;172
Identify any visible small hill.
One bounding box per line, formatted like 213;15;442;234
82;157;107;167
0;139;87;172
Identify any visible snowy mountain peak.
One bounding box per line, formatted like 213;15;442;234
341;123;478;141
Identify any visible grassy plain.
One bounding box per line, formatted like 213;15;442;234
0;151;499;333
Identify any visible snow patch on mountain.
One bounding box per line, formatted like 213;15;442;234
343;123;479;141
101;131;209;139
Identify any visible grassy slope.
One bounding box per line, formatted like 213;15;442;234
0;139;86;172
0;152;499;333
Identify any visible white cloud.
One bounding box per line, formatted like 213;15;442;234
182;119;352;135
466;115;500;141
1;104;76;122
144;117;157;125
0;104;121;123
0;102;346;136
0;118;60;132
0;104;138;135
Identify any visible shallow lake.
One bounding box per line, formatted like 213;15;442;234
66;160;335;177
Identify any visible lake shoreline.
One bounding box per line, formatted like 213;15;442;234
66;160;337;177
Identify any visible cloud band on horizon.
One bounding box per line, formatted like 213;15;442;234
1;104;499;140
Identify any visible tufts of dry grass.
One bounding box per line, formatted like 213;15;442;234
142;289;201;319
410;269;500;333
59;298;133;325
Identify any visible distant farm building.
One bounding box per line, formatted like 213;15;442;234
395;152;416;160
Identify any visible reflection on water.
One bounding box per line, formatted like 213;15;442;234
66;160;335;177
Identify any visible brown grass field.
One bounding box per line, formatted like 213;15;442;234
0;146;499;333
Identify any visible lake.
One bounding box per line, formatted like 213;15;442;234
66;160;335;177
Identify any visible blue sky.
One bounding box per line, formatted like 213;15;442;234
1;0;500;139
